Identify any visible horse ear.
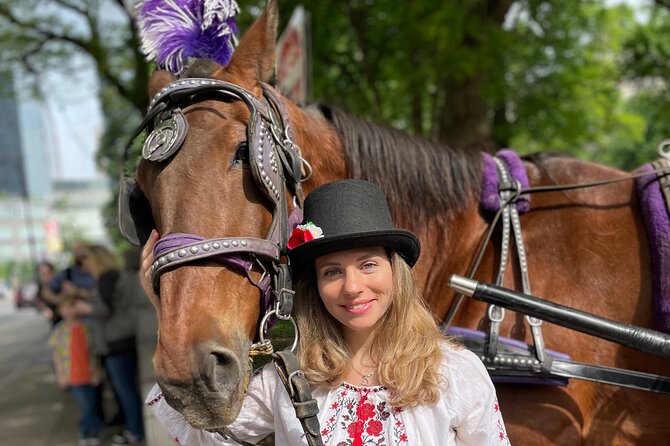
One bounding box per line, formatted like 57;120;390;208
226;0;278;85
148;70;176;98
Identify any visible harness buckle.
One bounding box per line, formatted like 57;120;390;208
273;263;295;319
245;255;268;289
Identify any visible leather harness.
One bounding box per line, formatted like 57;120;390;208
120;78;324;446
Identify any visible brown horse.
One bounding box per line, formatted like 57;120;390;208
131;1;670;443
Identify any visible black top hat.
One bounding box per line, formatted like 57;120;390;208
287;179;421;275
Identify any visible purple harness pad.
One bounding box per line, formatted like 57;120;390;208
481;149;531;214
635;163;670;334
447;326;570;386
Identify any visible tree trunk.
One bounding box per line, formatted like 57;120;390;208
437;74;496;152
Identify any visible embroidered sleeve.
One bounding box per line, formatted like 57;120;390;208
448;348;511;445
145;365;275;445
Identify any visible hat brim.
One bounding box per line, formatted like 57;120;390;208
288;229;421;276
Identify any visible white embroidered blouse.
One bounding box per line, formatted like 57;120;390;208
146;345;511;445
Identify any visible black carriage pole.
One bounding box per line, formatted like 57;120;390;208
448;275;670;361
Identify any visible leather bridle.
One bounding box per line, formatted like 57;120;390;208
119;77;324;445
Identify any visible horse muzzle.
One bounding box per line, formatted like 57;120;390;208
154;340;252;428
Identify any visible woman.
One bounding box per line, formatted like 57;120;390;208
142;179;510;445
77;244;145;445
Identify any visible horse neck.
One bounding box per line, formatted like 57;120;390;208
283;101;487;309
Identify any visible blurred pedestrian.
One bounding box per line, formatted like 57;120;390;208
76;244;145;445
42;241;97;322
49;295;104;446
35;260;56;323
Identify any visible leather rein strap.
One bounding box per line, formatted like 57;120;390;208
134;78;323;446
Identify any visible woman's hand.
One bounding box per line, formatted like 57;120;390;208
140;229;161;316
74;299;93;316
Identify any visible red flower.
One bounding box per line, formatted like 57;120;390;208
366;419;383;436
357;402;375;421
287;222;323;249
347;421;364;438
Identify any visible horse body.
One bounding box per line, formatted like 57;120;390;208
135;1;670;443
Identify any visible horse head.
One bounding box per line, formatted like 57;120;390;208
122;0;326;428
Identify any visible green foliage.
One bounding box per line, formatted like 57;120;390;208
1;0;669;252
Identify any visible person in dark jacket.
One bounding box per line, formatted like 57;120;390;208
76;244;144;445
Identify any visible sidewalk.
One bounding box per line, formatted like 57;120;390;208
0;300;174;446
0;309;80;446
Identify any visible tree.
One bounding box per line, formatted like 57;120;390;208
1;1;668;244
0;0;150;247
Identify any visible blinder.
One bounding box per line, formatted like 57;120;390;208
118;177;156;246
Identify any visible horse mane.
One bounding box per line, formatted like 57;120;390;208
317;105;482;225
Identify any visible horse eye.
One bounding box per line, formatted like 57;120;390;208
232;142;249;165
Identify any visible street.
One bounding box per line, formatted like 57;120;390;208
0;297;78;446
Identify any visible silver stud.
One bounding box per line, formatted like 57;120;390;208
213;242;221;249
167;253;175;261
159;257;167;265
223;241;230;248
178;249;187;257
190;246;199;254
241;240;247;247
202;244;211;251
232;240;239;247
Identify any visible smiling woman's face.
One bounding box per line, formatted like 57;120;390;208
314;246;393;340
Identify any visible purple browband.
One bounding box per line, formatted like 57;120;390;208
481;149;531;214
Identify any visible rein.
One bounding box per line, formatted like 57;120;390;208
120;78;324;446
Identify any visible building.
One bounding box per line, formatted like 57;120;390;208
0;71;110;266
50;178;112;248
0;71;53;263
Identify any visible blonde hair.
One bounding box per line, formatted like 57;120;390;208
81;244;120;277
294;252;454;407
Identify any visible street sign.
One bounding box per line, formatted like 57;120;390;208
275;5;311;105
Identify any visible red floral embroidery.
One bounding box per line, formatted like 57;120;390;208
366;419;383;436
358;402;375;421
348;421;364;438
320;383;408;446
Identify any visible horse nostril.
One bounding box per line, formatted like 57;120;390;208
211;350;234;369
206;349;241;390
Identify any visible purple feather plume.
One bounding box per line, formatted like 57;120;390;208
137;0;240;75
